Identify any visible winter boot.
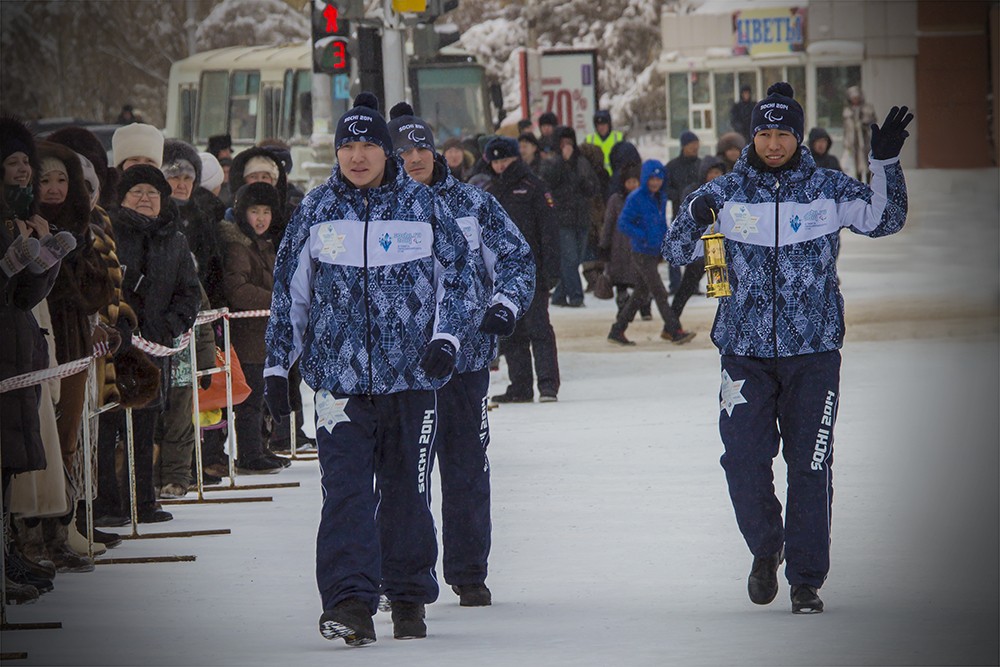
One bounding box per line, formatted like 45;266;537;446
452;583;492;607
661;328;697;344
3;576;39;605
790;584;824;614
391;600;427;639
319;598;376;646
14;519;56;578
43;518;95;573
5;549;54;594
608;324;635;346
748;548;783;605
66;521;106;557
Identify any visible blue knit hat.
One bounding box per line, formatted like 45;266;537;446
335;92;393;156
751;82;804;143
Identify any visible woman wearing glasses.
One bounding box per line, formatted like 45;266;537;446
92;165;201;526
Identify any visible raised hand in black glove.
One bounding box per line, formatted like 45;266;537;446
689;195;720;226
870;106;913;160
479;304;516;336
264;375;291;423
419;339;456;379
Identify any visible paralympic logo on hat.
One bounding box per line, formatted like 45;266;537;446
764;109;784;122
407;129;426;143
349;120;369;135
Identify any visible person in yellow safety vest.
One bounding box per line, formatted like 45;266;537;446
584;109;623;175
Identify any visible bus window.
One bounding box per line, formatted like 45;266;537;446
262;86;281;140
295;70;313;138
179;86;197;143
282;69;313;139
229;70;261;142
197;71;229;143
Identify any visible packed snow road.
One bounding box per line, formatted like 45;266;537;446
6;170;998;666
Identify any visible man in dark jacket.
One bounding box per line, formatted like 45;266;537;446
543;126;599;307
665;82;911;615
484;137;561;403
729;85;756;143
807;127;842;171
666;130;702;292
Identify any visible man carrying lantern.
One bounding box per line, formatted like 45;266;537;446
663;82;912;614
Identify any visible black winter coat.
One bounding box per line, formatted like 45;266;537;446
540;151;599;229
175;197;226;308
665;154;701;220
111;203;201;403
486;160;560;292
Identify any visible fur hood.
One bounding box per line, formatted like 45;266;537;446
35;140;92;235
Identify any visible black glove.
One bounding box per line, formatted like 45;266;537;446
419;339;456;379
264;375;291;423
479;304;516;337
690;195;719;226
870;106;913;160
200;374;212;391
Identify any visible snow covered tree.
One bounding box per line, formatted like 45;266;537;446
196;0;308;51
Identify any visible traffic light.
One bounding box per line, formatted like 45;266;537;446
311;1;351;75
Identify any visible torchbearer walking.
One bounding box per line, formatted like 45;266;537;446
664;82;912;614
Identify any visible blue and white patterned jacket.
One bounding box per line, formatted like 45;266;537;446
264;160;475;395
663;146;907;358
430;158;536;374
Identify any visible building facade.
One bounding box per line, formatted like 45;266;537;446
658;0;998;168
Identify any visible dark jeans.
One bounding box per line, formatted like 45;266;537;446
234;362;265;462
499;288;560;399
96;406;158;516
671;258;705;319
615;253;682;334
551;226;588;305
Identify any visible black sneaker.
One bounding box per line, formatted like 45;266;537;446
607;326;635;346
93;513;130;528
492;392;533;404
452;583;492;607
136;506;173;524
790;584;824;614
390;600;427;639
319;598;376;646
748;548;783;605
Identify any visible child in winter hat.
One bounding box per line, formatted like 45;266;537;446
112;123;164;170
334;92;393;156
750;82;804;143
387;102;436;154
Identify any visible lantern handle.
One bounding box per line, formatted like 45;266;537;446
708;208;718;234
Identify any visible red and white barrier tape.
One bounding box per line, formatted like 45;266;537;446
0;309;271;394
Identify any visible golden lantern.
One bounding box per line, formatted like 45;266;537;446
701;210;731;298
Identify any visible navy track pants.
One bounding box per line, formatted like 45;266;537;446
435;367;492;586
719;351;840;588
315;389;439;614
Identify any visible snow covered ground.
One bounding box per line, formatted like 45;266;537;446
5;170;998;666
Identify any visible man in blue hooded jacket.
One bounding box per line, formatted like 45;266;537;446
607;159;696;346
387;102;535;610
264;93;476;645
664;82;912;614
